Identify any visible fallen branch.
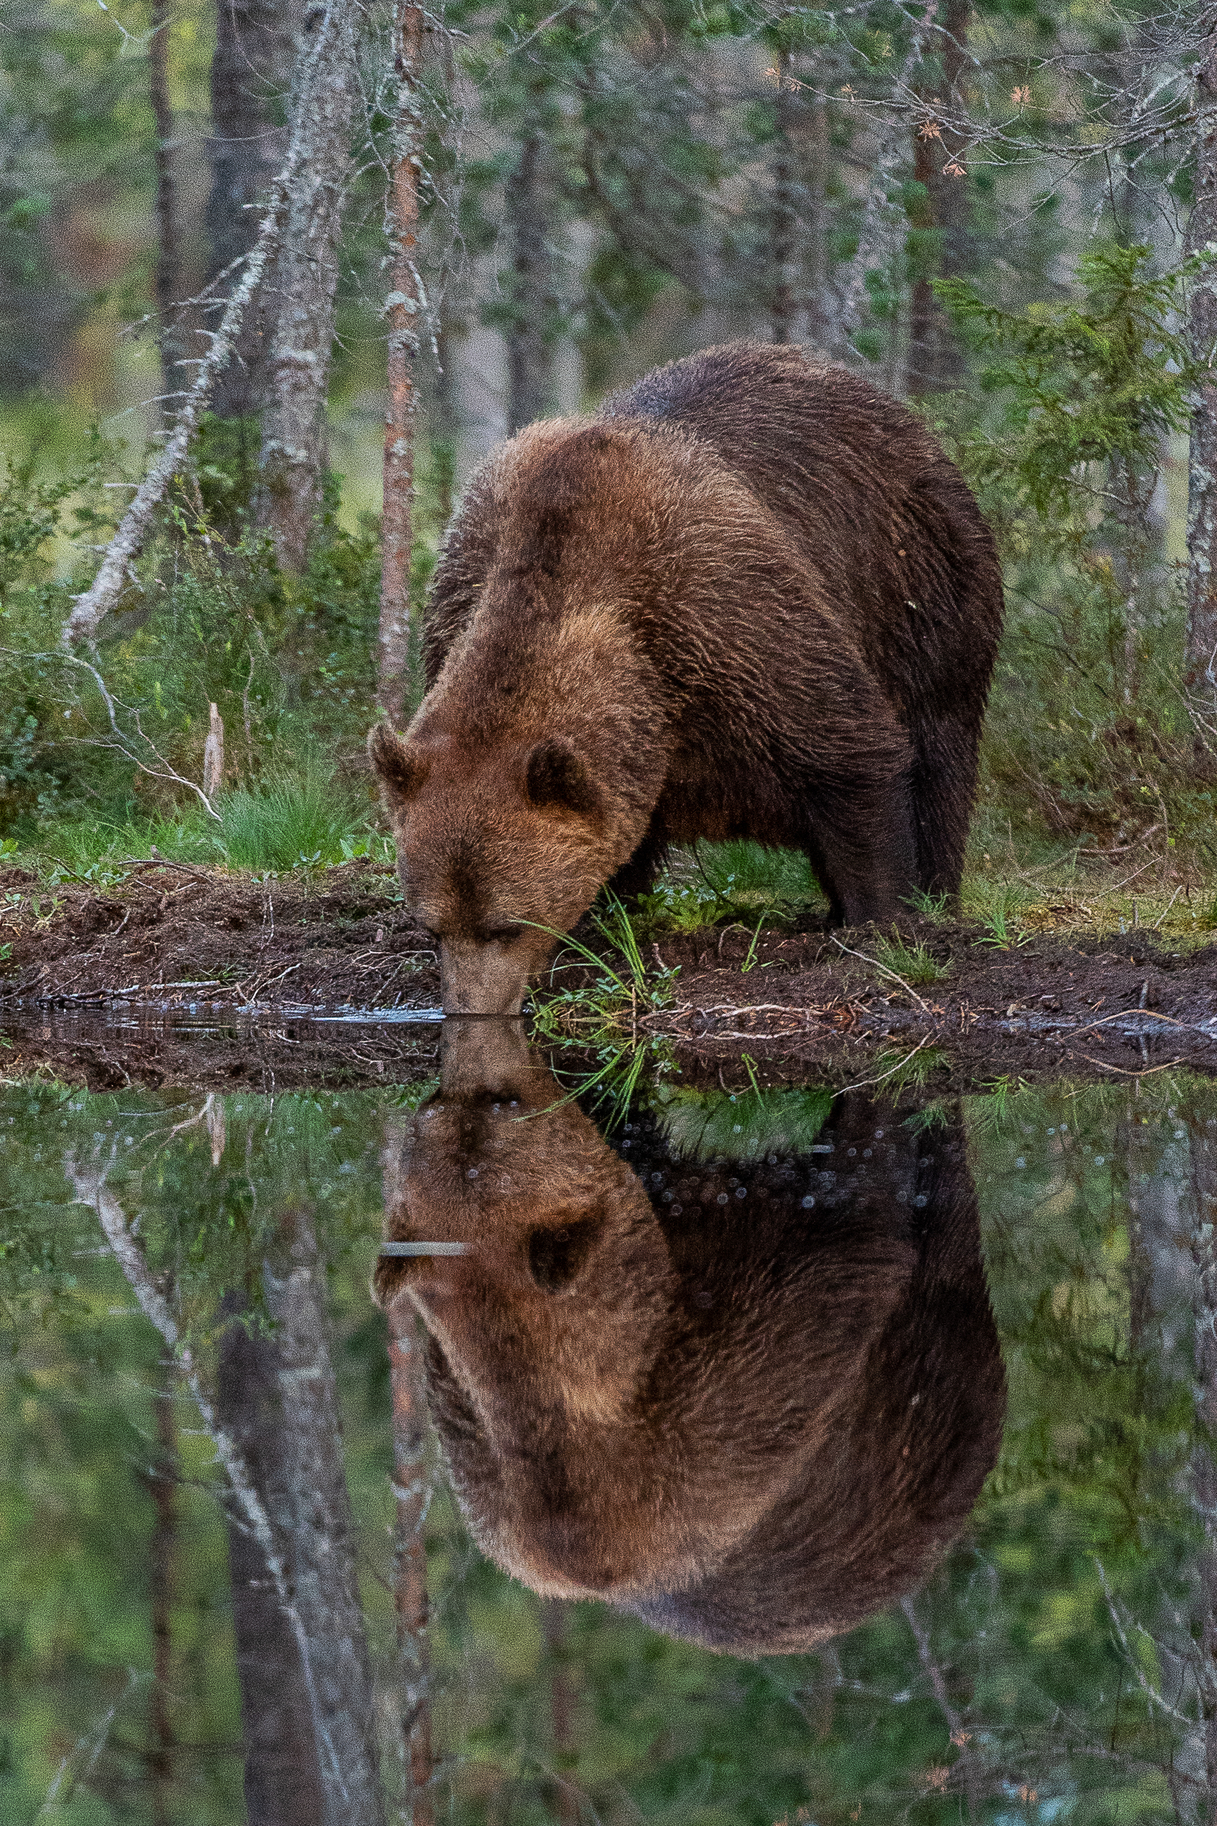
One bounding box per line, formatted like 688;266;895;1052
63;0;350;647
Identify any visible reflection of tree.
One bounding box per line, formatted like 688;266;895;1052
384;1126;435;1826
66;1152;384;1826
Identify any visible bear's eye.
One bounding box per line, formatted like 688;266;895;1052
482;922;523;945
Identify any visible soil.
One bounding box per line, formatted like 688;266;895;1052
2;862;1216;1090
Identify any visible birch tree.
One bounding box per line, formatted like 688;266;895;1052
256;1;360;569
1188;4;1217;716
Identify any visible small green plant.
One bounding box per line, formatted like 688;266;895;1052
869;1042;951;1095
902;886;949;919
873;929;950;986
966;878;1032;949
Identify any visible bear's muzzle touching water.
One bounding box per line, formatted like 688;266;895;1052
371;341;1004;1016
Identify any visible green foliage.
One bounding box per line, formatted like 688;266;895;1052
216;770;369;872
637;841;827;936
939;245;1217;851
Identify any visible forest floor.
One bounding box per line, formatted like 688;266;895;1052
1;857;1216;1091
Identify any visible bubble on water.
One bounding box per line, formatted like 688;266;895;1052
717;1192;729;1205
1094;1156;1105;1166
801;1195;815;1209
467;1167;479;1179
736;1186;747;1198
1175;1129;1187;1140
1016;1157;1026;1169
913;1194;928;1208
733;1123;742;1133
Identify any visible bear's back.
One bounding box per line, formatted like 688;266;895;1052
601;340;1001;728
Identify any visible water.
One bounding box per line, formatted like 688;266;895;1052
2;1014;1217;1824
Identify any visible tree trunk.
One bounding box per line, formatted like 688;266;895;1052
148;1348;178;1826
506;123;558;432
1187;7;1217;711
805;86;831;348
906;0;969;397
256;2;358;570
149;0;185;418
770;48;799;346
543;1600;578;1825
379;0;426;730
206;0;296;419
217;1207;385;1826
389;1312;434;1826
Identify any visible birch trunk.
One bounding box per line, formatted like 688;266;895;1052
1187;6;1217;711
65;0;352;646
379;0;426;730
256;3;359;570
217;1206;385;1826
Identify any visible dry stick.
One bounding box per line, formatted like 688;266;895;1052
65;1154;350;1802
379;0;427;730
830;935;932;1012
64;0;350;648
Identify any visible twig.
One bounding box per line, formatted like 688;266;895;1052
830;935;931;1012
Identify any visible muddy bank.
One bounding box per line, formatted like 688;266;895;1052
639;919;1217;1084
0;859;439;1014
3;865;1217;1086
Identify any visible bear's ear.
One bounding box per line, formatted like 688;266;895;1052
525;739;602;820
368;723;427;806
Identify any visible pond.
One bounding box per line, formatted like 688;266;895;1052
2;1013;1216;1825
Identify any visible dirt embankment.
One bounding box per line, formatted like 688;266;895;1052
2;863;1217;1088
0;859;439;1014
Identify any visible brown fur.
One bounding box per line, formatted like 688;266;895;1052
371;342;1004;1013
374;1022;1006;1655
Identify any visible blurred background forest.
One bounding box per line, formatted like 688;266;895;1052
3;0;1217;896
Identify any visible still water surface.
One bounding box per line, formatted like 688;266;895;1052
3;1022;1217;1825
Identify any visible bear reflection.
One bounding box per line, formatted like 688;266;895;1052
375;1022;1005;1656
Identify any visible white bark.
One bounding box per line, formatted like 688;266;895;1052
63;0;354;648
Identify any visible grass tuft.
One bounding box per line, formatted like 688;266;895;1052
873;930;951;986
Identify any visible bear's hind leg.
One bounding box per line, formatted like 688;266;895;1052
909;716;981;900
803;779;918;927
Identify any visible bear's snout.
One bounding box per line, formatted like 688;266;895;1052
440;935;532;1017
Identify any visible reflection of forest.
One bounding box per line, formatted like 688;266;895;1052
3;1069;1217;1820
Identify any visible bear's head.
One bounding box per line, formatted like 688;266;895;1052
374;1023;1007;1649
370;723;611;1015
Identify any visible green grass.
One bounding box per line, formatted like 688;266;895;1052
873;930;951;986
636;841;827;935
6;772;394;884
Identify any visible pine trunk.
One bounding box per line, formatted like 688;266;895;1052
507;123;557;432
906;0;969;396
149;0;185;417
379;0;426;729
389;1313;434;1826
206;0;296;419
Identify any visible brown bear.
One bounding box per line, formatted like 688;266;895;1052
374;1021;1006;1655
370;341;1004;1014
